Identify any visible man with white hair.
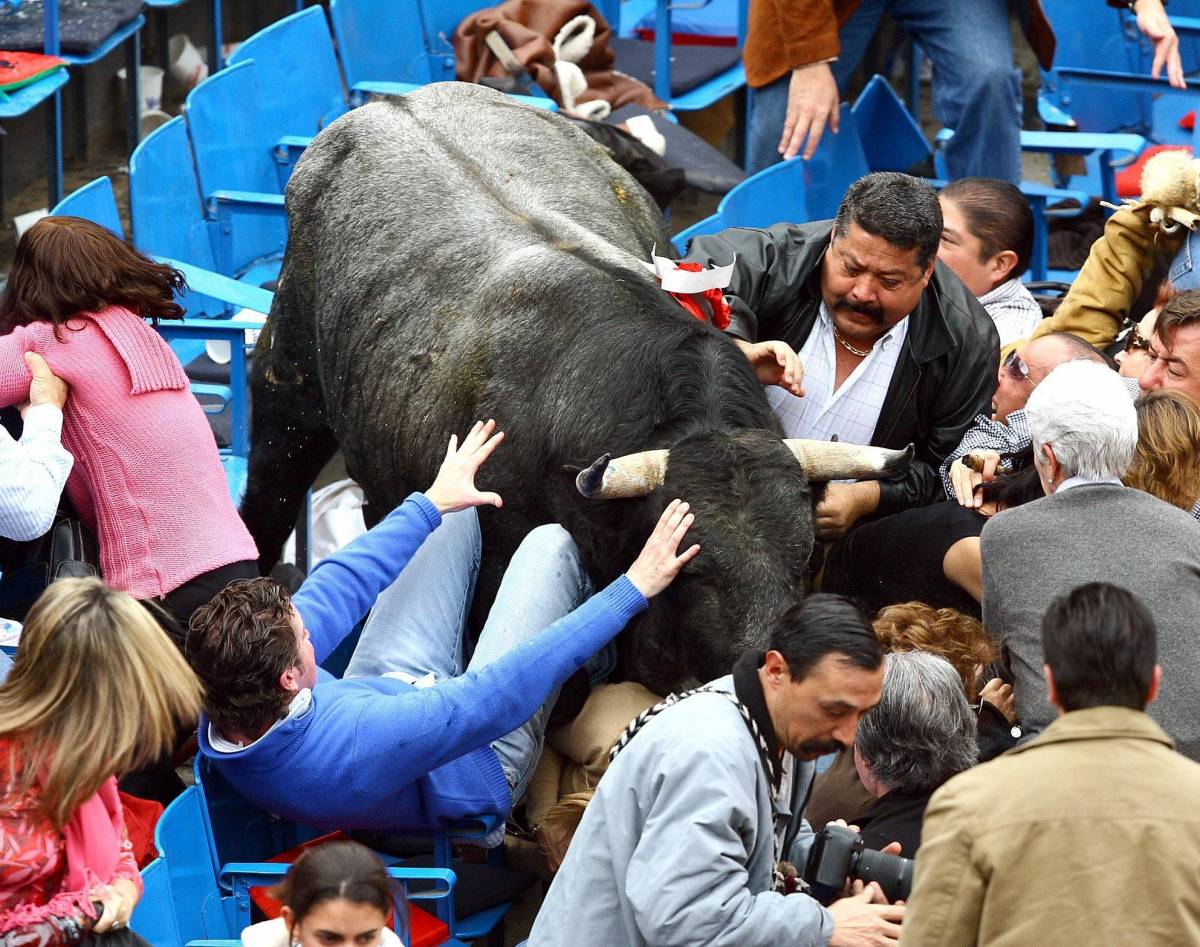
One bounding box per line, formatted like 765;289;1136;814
854;651;978;857
980;360;1200;759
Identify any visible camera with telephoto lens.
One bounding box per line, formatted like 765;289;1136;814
802;824;914;905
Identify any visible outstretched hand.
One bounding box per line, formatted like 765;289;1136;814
734;338;805;396
425;419;505;514
626;499;701;599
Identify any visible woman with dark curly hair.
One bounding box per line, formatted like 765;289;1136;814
0;217;259;639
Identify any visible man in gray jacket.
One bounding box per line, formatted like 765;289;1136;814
982;360;1200;758
527;595;905;947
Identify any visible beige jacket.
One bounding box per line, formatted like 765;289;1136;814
1005;206;1185;358
902;707;1200;946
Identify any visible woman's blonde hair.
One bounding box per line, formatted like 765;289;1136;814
1125;390;1200;512
537;791;595;872
873;602;997;702
0;578;202;828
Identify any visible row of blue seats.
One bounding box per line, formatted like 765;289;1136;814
126;747;512;945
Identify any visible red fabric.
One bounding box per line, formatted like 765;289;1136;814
0;744;140;934
0;306;258;598
247;834;450;947
1180;110;1195;132
116;793;162;870
633;27;737;47
666;262;732;331
0;52;66;91
1115;143;1193;198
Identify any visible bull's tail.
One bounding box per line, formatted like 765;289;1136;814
240;263;337;573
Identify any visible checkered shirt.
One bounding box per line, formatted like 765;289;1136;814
978;278;1044;348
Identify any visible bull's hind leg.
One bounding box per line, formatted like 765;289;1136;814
240;298;338;572
241;379;338;573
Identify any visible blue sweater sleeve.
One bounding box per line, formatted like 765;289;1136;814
293;493;442;662
352;576;647;782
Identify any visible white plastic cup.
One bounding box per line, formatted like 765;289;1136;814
140;108;172;138
117;65;165;115
168;33;208;89
205;311;268;365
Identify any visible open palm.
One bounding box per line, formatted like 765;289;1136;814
425;419;505;513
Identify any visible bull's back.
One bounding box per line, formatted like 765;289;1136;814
274;83;673;501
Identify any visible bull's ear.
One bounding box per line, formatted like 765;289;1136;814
576;450;668;499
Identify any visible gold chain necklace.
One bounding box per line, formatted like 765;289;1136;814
832;325;873;358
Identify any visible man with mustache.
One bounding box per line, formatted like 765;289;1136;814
684;172;998;539
528;594;904;947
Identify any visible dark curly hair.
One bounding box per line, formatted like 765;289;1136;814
0;216;186;335
186;577;299;737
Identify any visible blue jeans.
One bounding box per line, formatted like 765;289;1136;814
343;511;598;810
747;0;1020;182
1170;230;1200;291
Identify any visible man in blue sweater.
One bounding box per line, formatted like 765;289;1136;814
186;420;699;840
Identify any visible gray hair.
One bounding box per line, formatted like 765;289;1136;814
855;651;977;794
1026;360;1137;480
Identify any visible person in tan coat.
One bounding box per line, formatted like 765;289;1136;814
902;582;1200;946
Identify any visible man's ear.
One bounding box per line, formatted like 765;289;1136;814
1146;664;1163;706
920;256;937;288
279;664;302;696
1043;663;1060;711
762;649;790;688
1042;442;1063;486
990;249;1019;284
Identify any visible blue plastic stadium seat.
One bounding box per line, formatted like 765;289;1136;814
672;155;808;253
851;75;932;174
183;61;288;285
227;7;350;139
47;175;123;236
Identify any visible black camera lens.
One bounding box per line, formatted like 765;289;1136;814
852;847;915;904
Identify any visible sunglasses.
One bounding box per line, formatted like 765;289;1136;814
1123;324;1151;354
1003;349;1033;383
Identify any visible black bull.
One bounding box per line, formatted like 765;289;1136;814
240;83;909;694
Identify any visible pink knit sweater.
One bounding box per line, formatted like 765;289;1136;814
0;306;258;598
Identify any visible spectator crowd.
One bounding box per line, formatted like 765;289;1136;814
5;7;1200;942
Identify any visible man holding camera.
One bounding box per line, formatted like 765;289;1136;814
903;584;1200;945
527;594;905;947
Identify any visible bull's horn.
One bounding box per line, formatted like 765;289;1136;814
576;449;669;499
783;440;915;481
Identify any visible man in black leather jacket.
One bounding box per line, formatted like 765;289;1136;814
683;172;999;538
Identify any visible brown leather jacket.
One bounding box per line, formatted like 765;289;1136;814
744;0;1129;90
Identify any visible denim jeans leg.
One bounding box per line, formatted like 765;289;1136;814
343;508;481;681
747;75;790;175
467;524;593;804
892;0;1020;182
745;0;885;176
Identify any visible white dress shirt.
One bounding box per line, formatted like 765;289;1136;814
1056;475;1123;494
0;404;74;542
767;301;909;447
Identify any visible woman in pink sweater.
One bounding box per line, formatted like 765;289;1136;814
0;217;259;638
